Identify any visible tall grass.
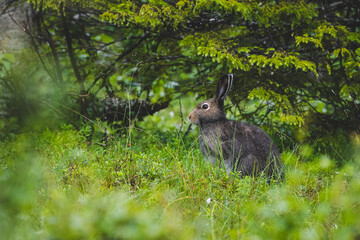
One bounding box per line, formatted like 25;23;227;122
0;125;359;239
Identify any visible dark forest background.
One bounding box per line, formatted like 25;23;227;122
1;0;359;156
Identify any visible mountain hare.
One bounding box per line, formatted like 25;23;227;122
188;74;284;179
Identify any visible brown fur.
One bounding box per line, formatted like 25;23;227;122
189;74;284;178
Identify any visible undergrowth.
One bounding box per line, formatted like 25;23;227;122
0;125;359;239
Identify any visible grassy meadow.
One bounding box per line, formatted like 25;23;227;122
1;103;360;240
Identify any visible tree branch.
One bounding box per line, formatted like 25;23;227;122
88;33;149;101
61;7;88;117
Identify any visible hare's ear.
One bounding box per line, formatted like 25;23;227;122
215;73;233;102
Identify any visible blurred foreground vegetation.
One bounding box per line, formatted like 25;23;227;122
1;126;360;239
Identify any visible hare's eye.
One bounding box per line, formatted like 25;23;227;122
201;103;209;110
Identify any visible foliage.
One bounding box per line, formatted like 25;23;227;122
0;48;88;137
0;1;359;150
0;127;360;239
1;1;358;139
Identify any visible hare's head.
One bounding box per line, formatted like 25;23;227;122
188;74;233;125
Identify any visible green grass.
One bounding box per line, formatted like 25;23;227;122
0;125;360;240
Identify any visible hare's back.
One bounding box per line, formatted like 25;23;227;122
231;121;282;176
233;121;280;157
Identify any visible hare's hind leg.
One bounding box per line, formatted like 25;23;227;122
238;154;260;176
224;159;232;175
